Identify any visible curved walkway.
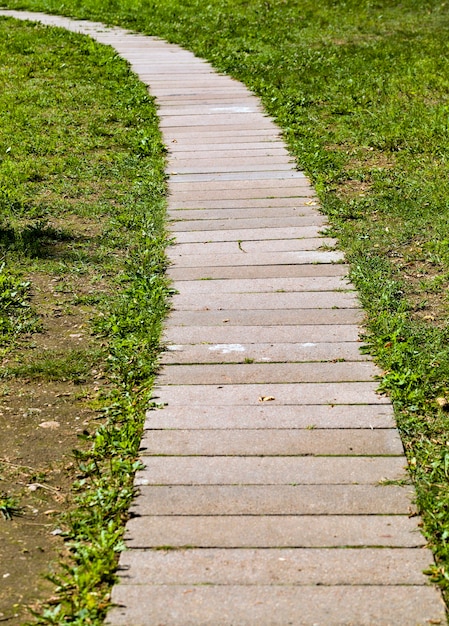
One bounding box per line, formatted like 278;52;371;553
1;10;446;625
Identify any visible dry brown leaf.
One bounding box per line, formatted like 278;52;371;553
258;395;275;402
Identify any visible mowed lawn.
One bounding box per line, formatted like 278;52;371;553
3;0;449;622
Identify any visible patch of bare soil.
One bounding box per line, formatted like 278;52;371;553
0;381;100;625
0;222;111;624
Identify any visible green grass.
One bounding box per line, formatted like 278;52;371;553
3;0;449;619
0;17;169;624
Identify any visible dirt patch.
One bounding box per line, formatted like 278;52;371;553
0;220;112;623
0;380;101;625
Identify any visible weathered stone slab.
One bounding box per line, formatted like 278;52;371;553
116;547;431;586
169;187;315;202
144;404;395;430
165;308;362;326
169;217;327;231
168;264;348;280
124;515;425;548
131;484;412;515
163;324;361;344
107;584;446;626
140;427;402;456
172;226;324;242
162;341;367;364
170;160;294;173
154;382;389;406
158;361;377;385
173;276;350;292
159;113;276;127
169;196;319;209
171;237;337;255
135;456;406;485
169;291;355;311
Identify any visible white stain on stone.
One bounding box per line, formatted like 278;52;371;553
209;344;246;354
210;106;254;113
166;345;183;351
301;343;317;347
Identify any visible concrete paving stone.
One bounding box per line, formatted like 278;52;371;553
161;117;277;128
135;456;406;485
169;218;328;231
162;95;263;104
171;226;326;243
115;547;432;586
161;103;262;115
144;403;395;430
165;308;362;326
158;362;377;385
162;119;280;131
168;264;348;280
167;207;319;221
140;428;403;456
170;171;306;183
107;584;446;626
168;142;287;152
169;291;356;310
170;157;295;170
169;188;315;203
131;484;412;516
169;182;314;198
170;162;295;173
171;287;356;308
168;147;291;157
170;237;337;256
163;324;361;344
169;196;321;209
123;515;425;548
169;165;300;177
163;127;281;139
172;276;349;292
166;249;344;265
170;177;308;190
161;341;368;365
169;137;285;147
153;382;390;406
159;113;275;127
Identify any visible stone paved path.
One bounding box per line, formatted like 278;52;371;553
1;10;447;625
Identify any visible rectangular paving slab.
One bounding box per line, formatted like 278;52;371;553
163;324;361;344
168;291;356;310
171;226;325;242
171;237;337;255
161;341;368;364
168;263;348;280
131;484;412;515
115;547;432;586
157;361;377;384
144;403;395;430
124;515;426;548
153;382;390;406
164;308;363;325
139;427;402;456
107;585;446;626
134;456;407;485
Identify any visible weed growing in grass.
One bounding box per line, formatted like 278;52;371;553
0;491;21;520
